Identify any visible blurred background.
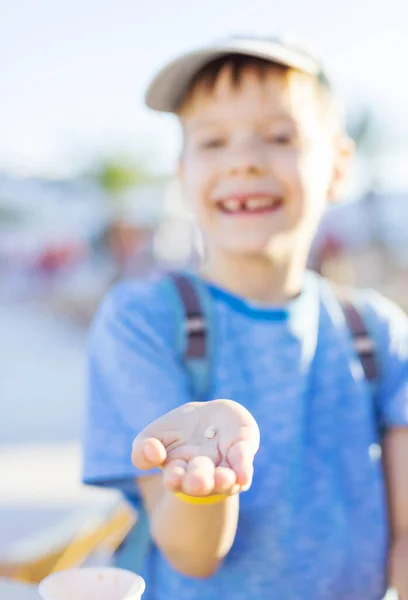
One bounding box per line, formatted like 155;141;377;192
1;0;407;582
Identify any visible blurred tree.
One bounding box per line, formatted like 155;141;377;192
347;107;388;245
349;109;379;155
88;156;158;197
0;205;22;225
84;155;168;269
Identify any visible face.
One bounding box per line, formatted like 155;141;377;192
179;64;352;261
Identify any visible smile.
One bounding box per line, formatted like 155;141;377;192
216;195;284;215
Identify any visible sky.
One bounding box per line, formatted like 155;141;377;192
1;0;408;187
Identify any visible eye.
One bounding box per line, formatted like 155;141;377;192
265;133;295;146
198;137;226;150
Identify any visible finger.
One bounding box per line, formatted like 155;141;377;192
213;466;237;494
183;456;215;496
162;459;187;492
227;441;255;488
132;436;167;470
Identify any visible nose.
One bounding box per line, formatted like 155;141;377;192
224;135;267;177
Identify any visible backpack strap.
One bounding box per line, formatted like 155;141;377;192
167;272;213;401
337;292;385;440
339;297;378;383
170;273;208;360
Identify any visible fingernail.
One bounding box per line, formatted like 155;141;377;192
230;483;241;496
144;441;156;462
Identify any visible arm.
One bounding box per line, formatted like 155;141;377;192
82;283;257;577
138;474;239;577
383;427;408;543
383;428;408;597
364;293;408;597
131;399;259;578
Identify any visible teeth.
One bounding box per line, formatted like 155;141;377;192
222;198;241;212
219;196;281;213
246;197;273;210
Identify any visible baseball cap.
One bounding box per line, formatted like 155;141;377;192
145;34;331;113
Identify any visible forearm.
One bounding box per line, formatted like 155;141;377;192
150;489;239;577
383;427;408;542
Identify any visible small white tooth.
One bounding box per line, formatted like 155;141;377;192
204;426;216;439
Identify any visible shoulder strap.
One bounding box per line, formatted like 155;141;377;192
168;272;213;401
337;293;378;383
336;290;386;440
170;273;208;360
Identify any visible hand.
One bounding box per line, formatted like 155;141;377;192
389;534;408;599
132;399;260;498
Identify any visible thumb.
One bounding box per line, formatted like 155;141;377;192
132;436;167;470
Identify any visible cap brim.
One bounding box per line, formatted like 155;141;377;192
145;38;324;113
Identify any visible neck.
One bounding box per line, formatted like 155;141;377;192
200;250;308;305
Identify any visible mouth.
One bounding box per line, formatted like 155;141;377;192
216;195;284;215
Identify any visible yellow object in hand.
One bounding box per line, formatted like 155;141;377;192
174;491;228;505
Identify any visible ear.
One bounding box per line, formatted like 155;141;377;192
175;155;193;218
177;156;184;183
177;156;187;207
327;135;355;204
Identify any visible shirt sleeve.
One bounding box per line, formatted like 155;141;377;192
82;279;191;490
363;291;408;428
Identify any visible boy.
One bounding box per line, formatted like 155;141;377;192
83;35;408;599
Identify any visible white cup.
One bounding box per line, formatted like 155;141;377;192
38;567;145;600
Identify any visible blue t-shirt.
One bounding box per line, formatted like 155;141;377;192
82;271;408;600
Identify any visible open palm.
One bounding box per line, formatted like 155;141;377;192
132;399;260;497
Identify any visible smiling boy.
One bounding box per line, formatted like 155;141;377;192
83;36;408;600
